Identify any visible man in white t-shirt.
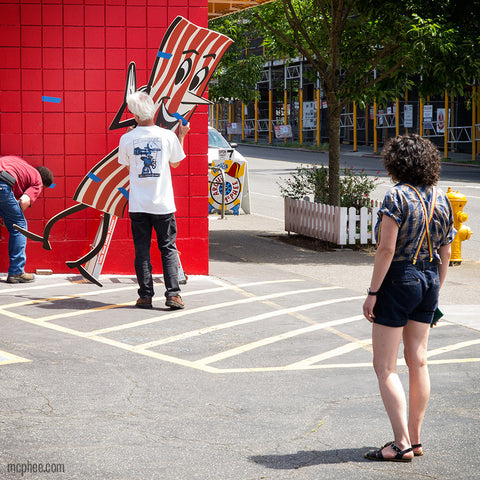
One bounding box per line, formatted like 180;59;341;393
118;91;190;310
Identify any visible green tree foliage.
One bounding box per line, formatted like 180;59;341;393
209;14;265;104
252;0;479;205
210;0;478;206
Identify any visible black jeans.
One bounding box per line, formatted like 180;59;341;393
129;212;180;299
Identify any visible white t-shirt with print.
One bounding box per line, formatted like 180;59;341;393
118;125;185;214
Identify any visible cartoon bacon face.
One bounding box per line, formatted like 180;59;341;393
73;16;233;218
149;16;233;129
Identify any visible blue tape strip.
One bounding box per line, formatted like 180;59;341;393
172;112;188;126
48;183;56;189
157;51;172;59
87;172;102;183
118;187;129;200
42;96;62;104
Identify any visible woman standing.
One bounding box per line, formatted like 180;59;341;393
363;134;455;462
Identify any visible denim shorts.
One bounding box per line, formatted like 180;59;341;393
373;260;440;328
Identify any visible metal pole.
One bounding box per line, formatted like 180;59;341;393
395;97;400;137
472;84;476;161
353;101;357;151
444;90;449;159
419;97;424;137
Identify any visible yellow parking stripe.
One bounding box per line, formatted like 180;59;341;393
0;349;31;366
286;336;372;369
88;286;343;336
427;339;480;357
134;296;364;351
195;315;365;366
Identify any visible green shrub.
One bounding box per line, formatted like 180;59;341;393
279;165;379;208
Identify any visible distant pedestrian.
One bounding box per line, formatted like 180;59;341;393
362;134;455;462
118;91;189;310
0;156;53;283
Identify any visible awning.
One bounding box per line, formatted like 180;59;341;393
208;0;276;19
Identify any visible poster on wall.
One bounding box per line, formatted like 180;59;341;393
423;104;434;130
274;124;292;138
227;123;241;135
404;104;413;128
303;101;317;129
436;108;451;133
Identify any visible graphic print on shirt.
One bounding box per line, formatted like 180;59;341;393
132;138;162;178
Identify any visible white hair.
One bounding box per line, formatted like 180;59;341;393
127;91;157;121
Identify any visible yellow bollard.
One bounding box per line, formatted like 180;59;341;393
446;187;472;265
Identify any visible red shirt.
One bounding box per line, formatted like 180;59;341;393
0;156;43;203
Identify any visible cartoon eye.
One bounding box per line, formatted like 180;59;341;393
189;67;209;91
175;59;193;85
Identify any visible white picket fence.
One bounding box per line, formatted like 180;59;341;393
284;197;380;246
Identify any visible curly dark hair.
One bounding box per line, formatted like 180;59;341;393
382;134;441;186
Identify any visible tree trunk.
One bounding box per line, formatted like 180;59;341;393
327;95;341;206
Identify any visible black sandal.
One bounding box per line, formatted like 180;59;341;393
364;442;413;462
412;443;423;456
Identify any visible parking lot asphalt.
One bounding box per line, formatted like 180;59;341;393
0;211;479;480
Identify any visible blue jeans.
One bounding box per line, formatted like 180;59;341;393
0;182;28;275
129;212;180;299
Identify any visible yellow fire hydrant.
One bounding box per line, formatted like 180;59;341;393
446;187;472;265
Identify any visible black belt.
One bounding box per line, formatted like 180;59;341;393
0;170;16;188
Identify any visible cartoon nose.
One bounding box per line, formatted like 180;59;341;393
181;91;211;105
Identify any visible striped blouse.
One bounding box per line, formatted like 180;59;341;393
375;183;456;262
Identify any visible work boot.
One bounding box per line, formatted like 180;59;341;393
136;297;152;309
165;295;184;310
7;272;34;284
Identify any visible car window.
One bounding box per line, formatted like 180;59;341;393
208;128;231;149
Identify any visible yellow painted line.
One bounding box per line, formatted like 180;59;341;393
0;349;31;366
237;279;304;287
88;286;343;336
3;295;479;374
0;280;87;295
427;339;480;357
134;295;364;351
0;284;239;322
0;285;138;310
285;336;372;369
0;309;218;372
427;358;480;365
195;315;365;366
207;357;480;374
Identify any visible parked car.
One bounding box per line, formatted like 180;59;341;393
208;126;246;166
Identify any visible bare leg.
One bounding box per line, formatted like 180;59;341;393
403;320;430;455
372;323;414;459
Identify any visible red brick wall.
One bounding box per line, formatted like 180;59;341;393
0;0;210;277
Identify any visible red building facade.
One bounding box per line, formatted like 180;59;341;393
0;0;210;277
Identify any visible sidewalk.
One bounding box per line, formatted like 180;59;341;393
209;210;480;332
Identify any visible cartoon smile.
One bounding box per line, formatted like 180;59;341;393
156;92;212;130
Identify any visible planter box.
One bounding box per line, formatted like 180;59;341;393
284;197;380;246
